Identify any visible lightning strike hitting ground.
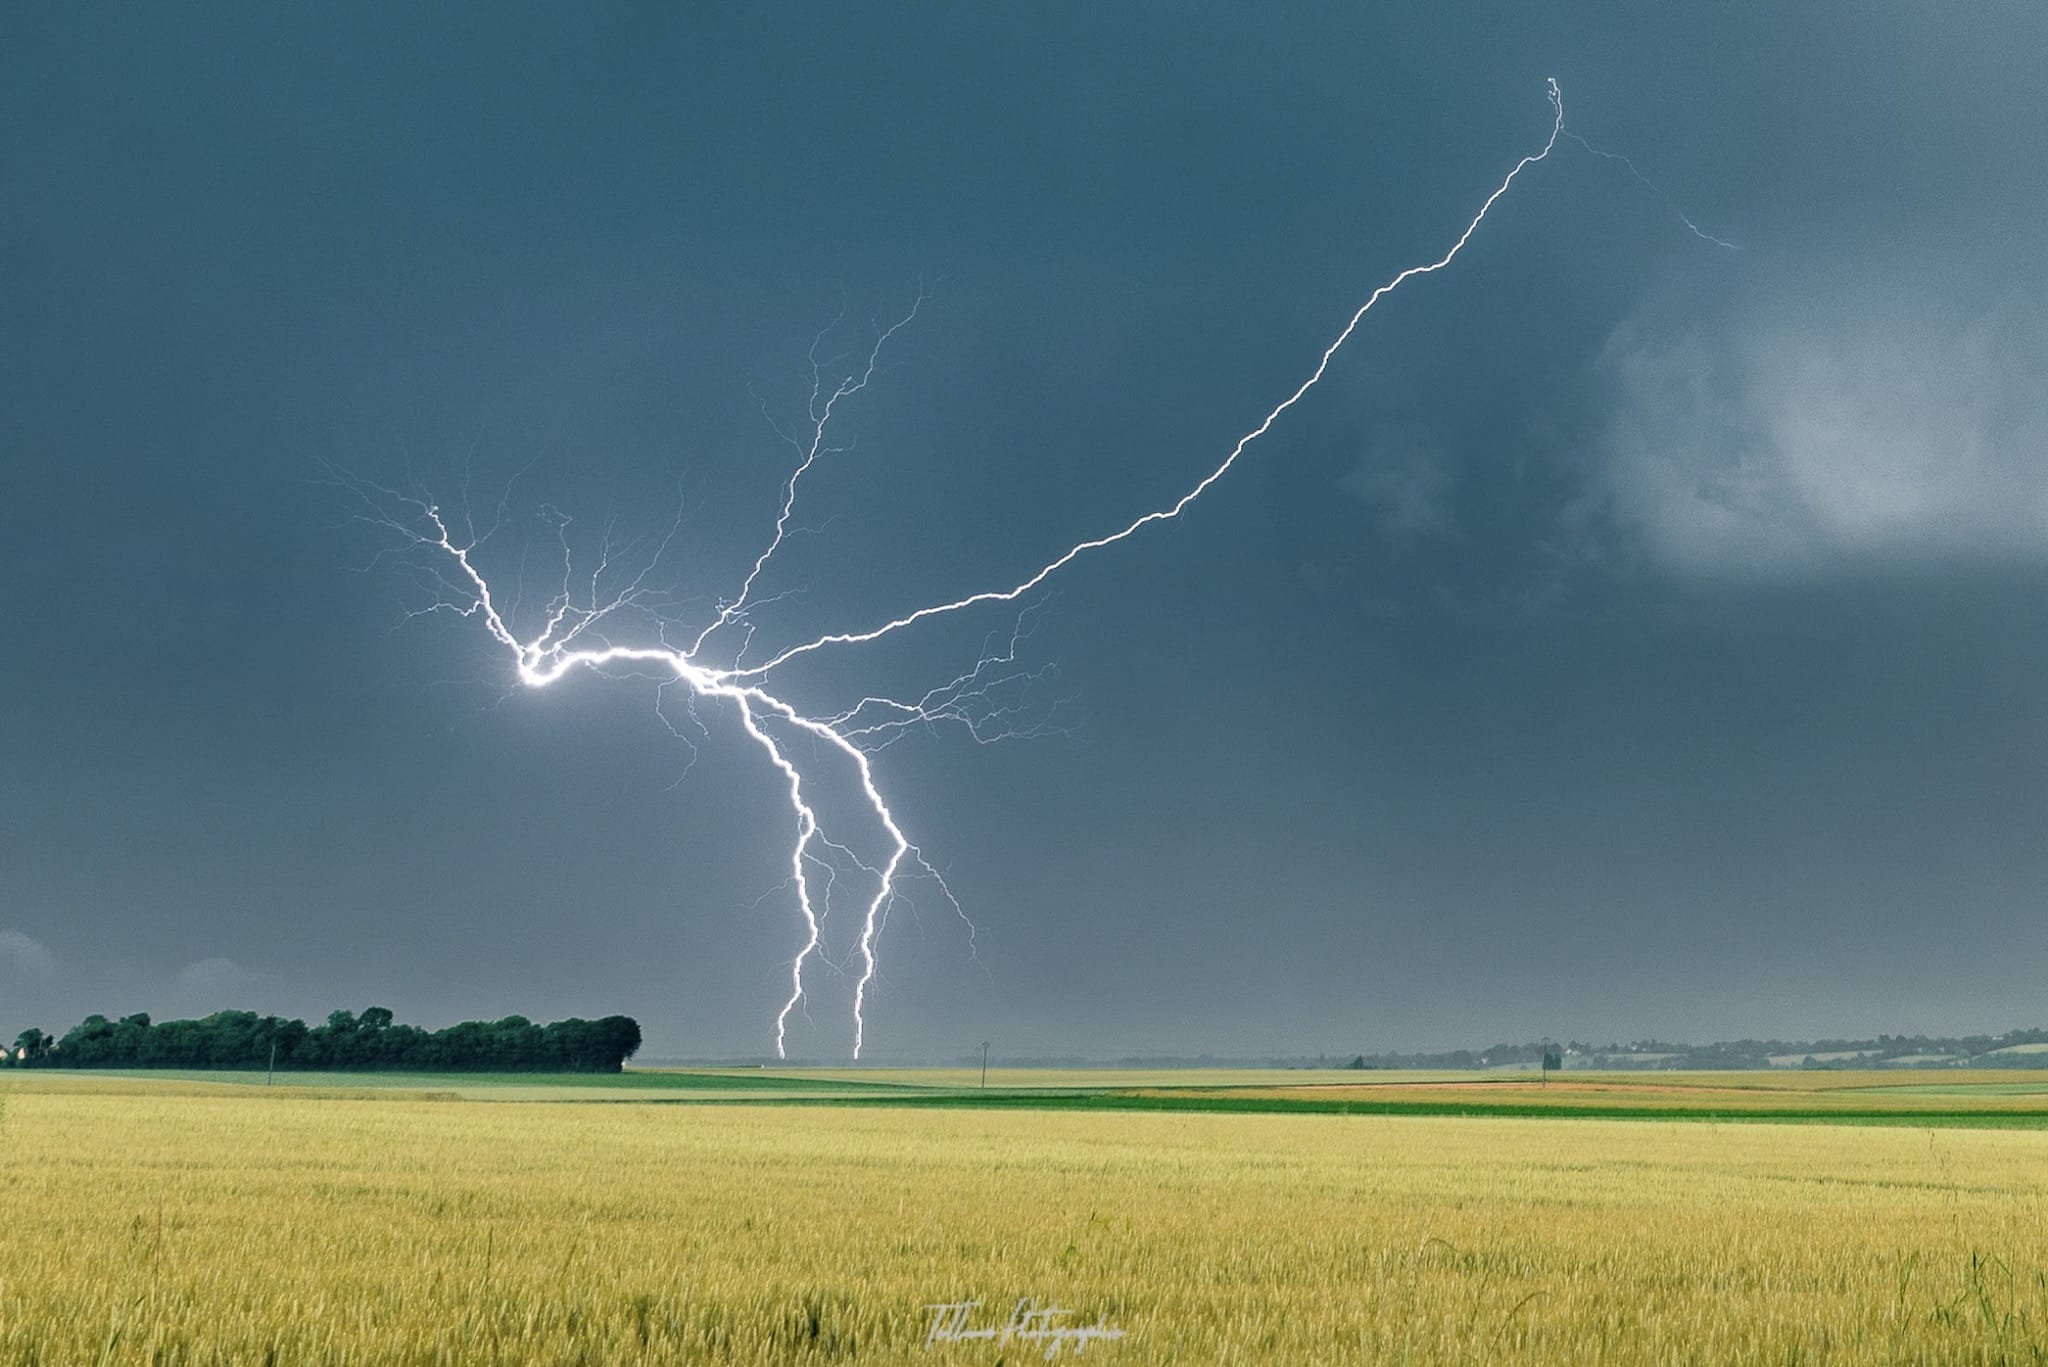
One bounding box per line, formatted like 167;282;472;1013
347;79;1713;1058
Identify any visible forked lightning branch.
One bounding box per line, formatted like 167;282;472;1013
344;80;1719;1058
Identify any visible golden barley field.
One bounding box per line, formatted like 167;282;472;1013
3;1073;2047;1364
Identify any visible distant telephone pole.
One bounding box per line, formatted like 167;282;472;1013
980;1041;989;1089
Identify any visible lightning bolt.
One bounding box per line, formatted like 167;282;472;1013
1563;130;1739;250
724;81;1568;681
345;79;1710;1058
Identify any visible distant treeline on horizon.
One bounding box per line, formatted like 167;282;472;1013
927;1027;2048;1072
1343;1027;2048;1072
5;1007;641;1073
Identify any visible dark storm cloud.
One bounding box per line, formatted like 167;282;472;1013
3;4;2045;1057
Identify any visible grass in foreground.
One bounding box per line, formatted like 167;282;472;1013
3;1075;2048;1362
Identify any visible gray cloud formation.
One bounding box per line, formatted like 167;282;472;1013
1342;435;1456;544
1586;277;2048;580
0;930;57;978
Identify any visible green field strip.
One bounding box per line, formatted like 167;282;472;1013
601;1088;2048;1128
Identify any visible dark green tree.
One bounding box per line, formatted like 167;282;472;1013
14;1006;644;1073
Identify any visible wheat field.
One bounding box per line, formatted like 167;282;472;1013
3;1075;2046;1363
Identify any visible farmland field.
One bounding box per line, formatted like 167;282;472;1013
3;1070;2047;1363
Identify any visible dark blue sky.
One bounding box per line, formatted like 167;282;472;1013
5;5;2046;1058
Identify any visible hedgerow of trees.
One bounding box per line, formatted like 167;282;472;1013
6;1007;641;1073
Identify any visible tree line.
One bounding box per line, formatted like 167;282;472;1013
6;1007;641;1073
1342;1027;2048;1072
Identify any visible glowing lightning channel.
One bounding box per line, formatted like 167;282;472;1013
350;78;1711;1059
727;79;1569;685
693;299;926;656
1563;131;1739;250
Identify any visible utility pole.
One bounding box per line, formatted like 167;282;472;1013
980;1041;989;1089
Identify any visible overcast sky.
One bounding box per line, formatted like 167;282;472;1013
5;4;2046;1059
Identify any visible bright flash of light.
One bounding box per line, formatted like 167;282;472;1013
344;79;1714;1058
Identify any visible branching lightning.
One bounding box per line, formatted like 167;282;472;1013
1563;131;1739;250
343;79;1718;1058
